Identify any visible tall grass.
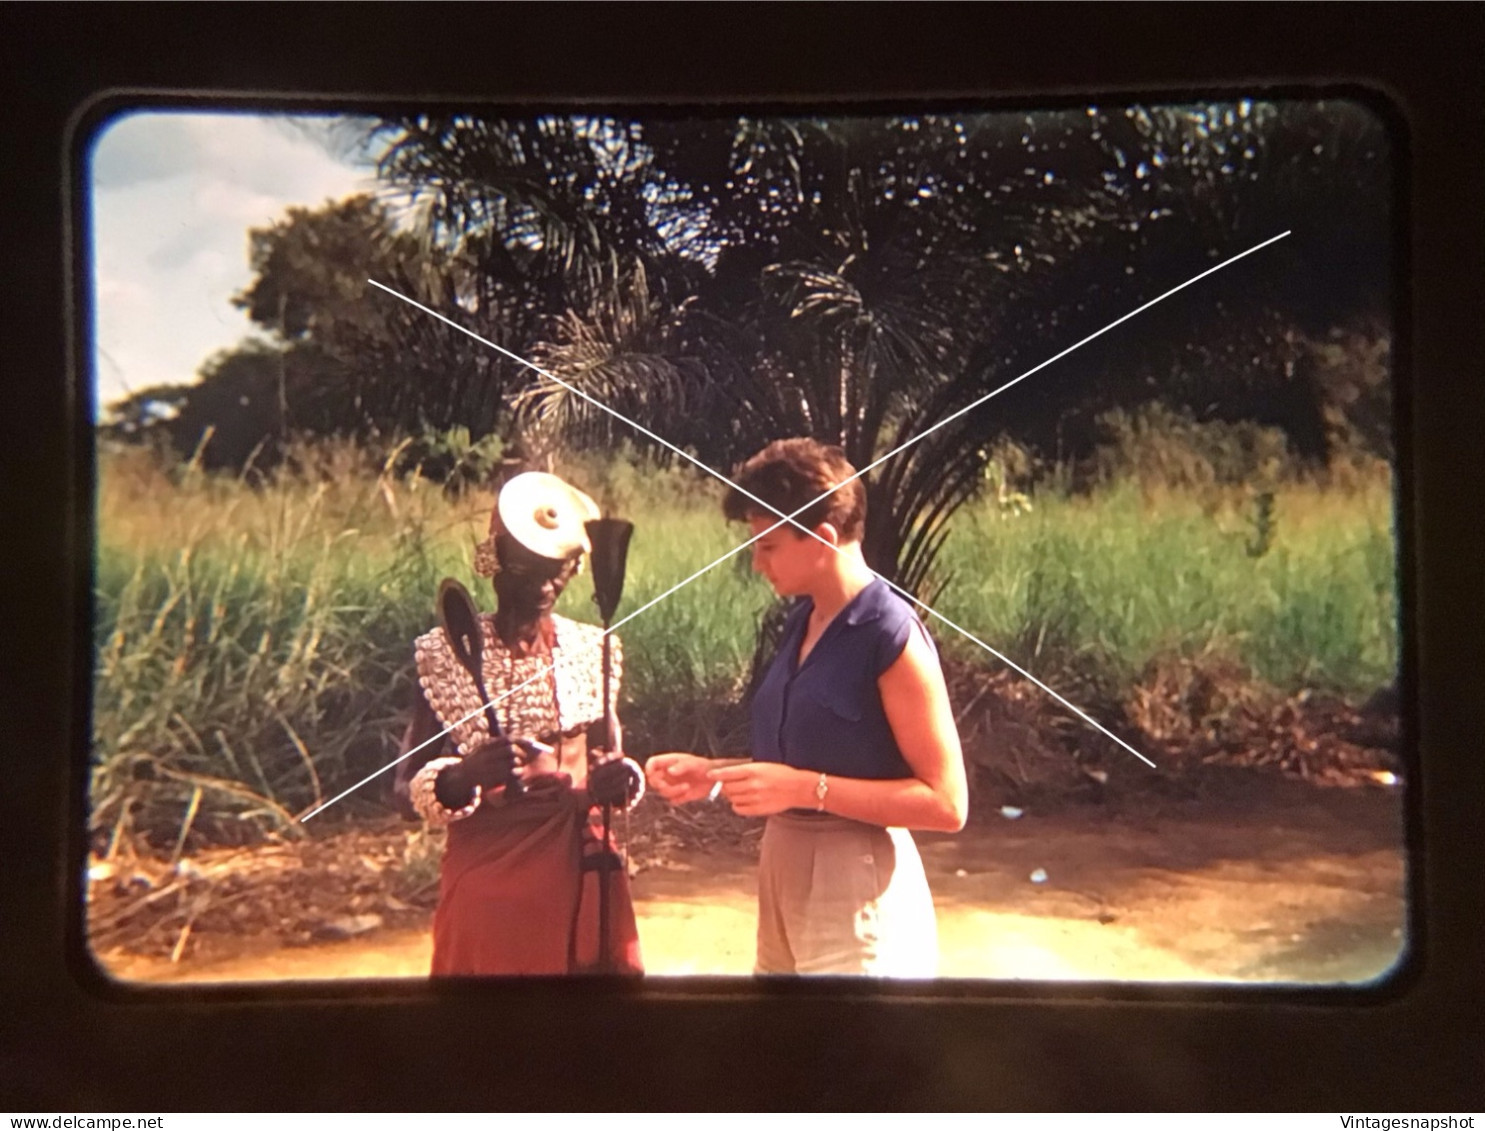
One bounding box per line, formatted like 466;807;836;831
92;445;455;846
935;472;1399;696
91;443;768;844
92;441;1400;845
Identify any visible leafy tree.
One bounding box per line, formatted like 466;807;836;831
102;195;530;471
101;340;304;472
231;193;517;442
107;101;1392;594
496;102;1390;597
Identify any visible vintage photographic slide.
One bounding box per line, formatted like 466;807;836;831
81;97;1407;988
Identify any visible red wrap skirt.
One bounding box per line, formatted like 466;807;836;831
430;790;643;976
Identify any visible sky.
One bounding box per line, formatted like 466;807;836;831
88;111;372;411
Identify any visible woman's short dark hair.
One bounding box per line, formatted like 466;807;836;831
722;438;867;542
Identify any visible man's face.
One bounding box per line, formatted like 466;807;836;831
493;534;577;614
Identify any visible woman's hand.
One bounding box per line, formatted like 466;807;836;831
707;762;811;818
645;753;717;804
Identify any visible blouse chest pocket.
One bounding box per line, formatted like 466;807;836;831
782;677;868;766
803;679;865;725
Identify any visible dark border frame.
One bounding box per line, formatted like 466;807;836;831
66;85;1421;1012
3;3;1480;1111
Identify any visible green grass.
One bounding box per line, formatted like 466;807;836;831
90;443;1400;845
934;477;1399;695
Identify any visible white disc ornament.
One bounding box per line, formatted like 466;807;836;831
497;472;601;561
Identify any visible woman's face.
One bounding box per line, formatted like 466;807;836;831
747;514;833;597
492;535;577;615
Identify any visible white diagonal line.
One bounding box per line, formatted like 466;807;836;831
299;512;770;821
812;559;1157;767
912;600;1156;765
372;230;1289;554
789;230;1293;505
298;691;517;822
301;643;595;821
367;278;791;495
312;233;1284;816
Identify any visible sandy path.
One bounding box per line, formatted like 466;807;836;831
98;798;1407;987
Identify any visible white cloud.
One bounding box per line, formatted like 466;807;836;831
88;110;372;410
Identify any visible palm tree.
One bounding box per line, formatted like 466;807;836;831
370;102;1391;599
514;112;1096;601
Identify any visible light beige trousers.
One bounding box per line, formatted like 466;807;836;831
755;811;939;977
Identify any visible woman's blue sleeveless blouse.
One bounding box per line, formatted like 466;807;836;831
750;578;931;779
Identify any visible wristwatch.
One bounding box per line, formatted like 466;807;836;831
814;772;829;812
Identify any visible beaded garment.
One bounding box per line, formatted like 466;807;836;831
407;613;621;825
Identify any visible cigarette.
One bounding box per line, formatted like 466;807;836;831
707;781;723;802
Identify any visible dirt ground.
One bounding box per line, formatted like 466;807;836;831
90;770;1408;987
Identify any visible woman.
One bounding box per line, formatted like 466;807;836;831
646;438;968;977
393;471;644;976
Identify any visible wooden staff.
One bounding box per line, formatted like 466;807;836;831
585;517;634;973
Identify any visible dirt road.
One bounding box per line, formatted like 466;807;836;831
96;778;1407;987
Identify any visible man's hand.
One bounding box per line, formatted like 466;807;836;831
589;758;645;809
645;753;719;804
434;737;557;809
461;737;525;789
707;762;812;818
